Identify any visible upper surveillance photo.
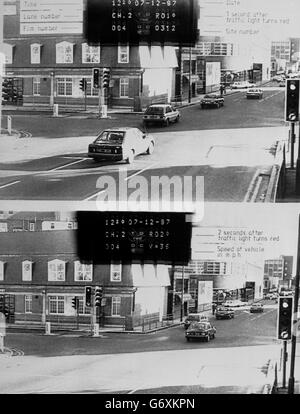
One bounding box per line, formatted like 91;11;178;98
1;0;300;206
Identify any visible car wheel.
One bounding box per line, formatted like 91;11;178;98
147;141;154;155
126;150;135;164
206;335;210;342
175;115;179;123
164;118;169;127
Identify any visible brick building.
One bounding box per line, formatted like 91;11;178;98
0;229;170;328
2;0;177;109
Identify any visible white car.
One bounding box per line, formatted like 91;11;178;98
223;300;245;307
143;104;180;127
231;81;256;89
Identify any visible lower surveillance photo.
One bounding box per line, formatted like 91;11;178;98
0;205;299;396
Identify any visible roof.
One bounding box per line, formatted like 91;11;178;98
0;230;77;255
148;104;170;108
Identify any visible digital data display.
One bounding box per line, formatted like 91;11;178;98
85;0;199;46
76;211;192;264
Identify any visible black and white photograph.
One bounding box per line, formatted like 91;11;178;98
1;0;300;399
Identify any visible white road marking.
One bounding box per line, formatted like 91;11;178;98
49;158;87;171
0;180;21;189
125;162;159;181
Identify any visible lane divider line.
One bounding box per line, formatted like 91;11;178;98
0;180;21;190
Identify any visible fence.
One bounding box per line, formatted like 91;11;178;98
124;313;178;332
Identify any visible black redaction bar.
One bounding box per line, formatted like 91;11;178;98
85;0;199;46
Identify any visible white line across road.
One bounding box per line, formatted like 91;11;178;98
0;180;21;190
49;158;88;172
83;162;159;201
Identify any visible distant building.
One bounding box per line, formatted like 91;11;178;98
264;255;293;291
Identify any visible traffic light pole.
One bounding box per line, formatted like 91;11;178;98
290;122;295;169
288;215;300;394
282;340;287;388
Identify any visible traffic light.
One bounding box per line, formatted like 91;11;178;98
85;286;92;307
79;78;86;92
102;68;110;89
278;296;293;340
94;286;103;307
93;68;100;89
285;79;300;122
72;296;79;310
2;78;13;103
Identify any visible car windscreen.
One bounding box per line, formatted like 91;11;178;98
190;322;208;329
204;95;217;98
187;315;199;321
145;107;164;115
95;131;125;144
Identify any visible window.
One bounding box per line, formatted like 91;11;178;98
0;261;4;280
74;261;93;281
82;43;100;63
25;295;32;313
57;78;73;96
48;259;66;281
110;261;122;282
85;79;99;96
120;77;129;97
3;43;14;64
49;296;65;314
22;260;32;281
56;41;74;64
30;43;41;64
111;296;121;316
33;77;40;96
118;44;129;63
29;222;35;231
78;297;91;315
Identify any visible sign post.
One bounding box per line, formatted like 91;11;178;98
0;312;6;353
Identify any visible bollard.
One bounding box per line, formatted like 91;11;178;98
99;105;108;118
93;323;99;337
0;334;4;353
45;321;51;335
53;104;59;117
7;116;12;135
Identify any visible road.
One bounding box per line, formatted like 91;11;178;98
0;301;282;394
0;85;288;202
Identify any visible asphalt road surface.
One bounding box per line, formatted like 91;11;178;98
0;86;287;202
0;302;282;394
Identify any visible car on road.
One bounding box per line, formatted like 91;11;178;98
142;104;180;127
249;303;264;313
184;313;209;329
279;80;286;87
200;94;224;109
88;127;155;164
231;81;256;89
215;306;235;320
246;88;263;99
223;300;245;307
272;75;284;82
185;321;216;342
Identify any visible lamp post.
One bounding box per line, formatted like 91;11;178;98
50;71;54;107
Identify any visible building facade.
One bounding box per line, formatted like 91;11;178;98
2;0;177;109
264;255;294;291
0;229;170;328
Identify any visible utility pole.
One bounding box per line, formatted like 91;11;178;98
188;47;192;103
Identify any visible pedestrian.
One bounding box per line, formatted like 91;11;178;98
212;303;216;315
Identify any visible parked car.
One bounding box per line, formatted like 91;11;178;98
246;88;263;99
215;306;235;320
249;303;264;313
231;81;256;89
185;321;216;342
184;313;209;330
272;75;284;82
88;127;155;164
279;80;286;87
200;94;224;109
143;104;180;127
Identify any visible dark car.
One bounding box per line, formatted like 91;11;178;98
143;104;180;127
200;94;224;109
184;313;209;330
185;321;216;342
249;303;264;313
215;306;234;320
88;127;155;164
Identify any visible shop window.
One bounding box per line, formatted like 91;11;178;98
49;295;65;314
